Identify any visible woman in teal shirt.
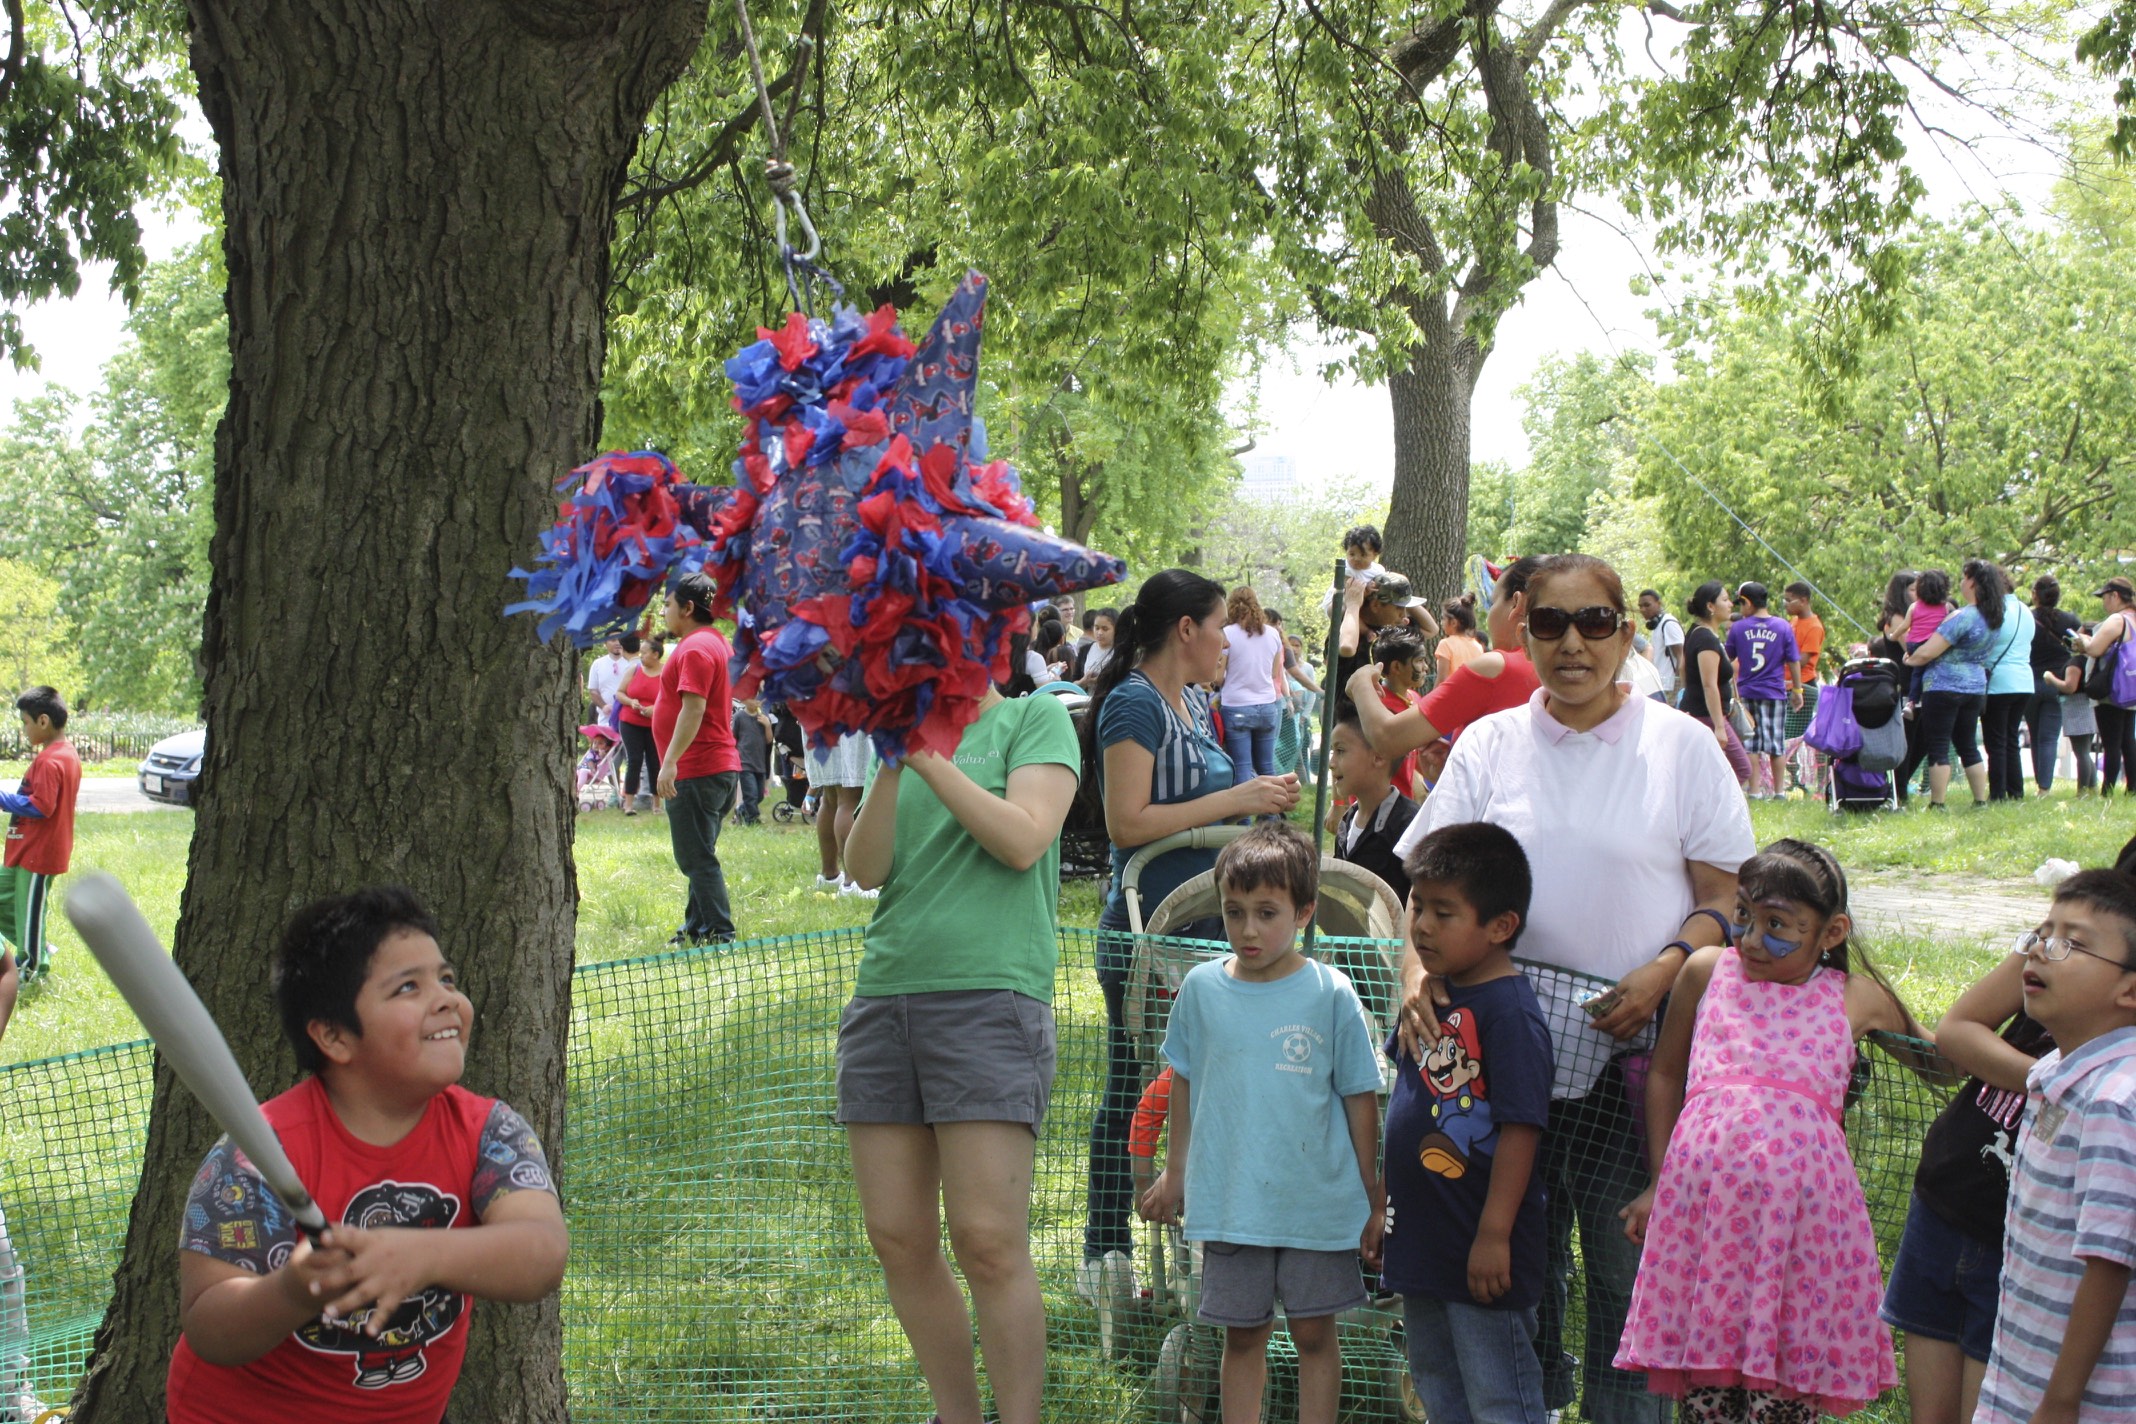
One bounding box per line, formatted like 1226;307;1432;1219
1903;560;2018;807
1978;561;2036;801
1077;569;1302;1282
840;688;1081;1424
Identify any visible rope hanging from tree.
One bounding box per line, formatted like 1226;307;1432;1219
733;0;834;313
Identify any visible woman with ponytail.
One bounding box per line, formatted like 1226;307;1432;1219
1079;570;1303;1292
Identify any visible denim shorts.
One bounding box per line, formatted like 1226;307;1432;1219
1196;1242;1366;1327
835;990;1056;1129
1878;1192;2003;1362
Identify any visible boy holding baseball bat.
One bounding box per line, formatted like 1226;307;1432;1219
166;887;568;1422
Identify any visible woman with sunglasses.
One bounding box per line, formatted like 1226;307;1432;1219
1343;556;1549;764
1392;553;1756;1424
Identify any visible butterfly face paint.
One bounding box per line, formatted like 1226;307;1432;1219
1731;921;1809;958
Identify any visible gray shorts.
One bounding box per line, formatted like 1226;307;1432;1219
1196;1242;1367;1327
836;990;1056;1129
806;733;871;788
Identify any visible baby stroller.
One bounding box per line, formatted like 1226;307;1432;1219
1804;657;1904;812
574;724;622;811
1114;828;1420;1423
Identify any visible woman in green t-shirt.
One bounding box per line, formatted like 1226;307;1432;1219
838;685;1081;1424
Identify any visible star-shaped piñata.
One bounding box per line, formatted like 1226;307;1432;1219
510;272;1127;760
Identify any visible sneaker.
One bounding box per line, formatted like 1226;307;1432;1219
666;929;695;948
1074;1255;1106;1304
813;874;843;895
838;878;879;900
1100;1249;1136;1306
624;804;638;816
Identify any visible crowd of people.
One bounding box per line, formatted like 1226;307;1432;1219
8;522;2136;1424
825;543;2136;1424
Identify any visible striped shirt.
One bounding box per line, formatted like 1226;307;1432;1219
1098;672;1235;924
1977;1029;2136;1424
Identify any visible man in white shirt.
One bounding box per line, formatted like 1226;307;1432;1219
1637;589;1685;699
585;635;635;719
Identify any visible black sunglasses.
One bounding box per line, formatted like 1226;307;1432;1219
1525;604;1626;641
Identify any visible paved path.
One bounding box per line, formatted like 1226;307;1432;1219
76;778;182;814
1849;871;2040;944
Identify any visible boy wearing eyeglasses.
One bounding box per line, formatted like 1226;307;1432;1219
1974;867;2136;1424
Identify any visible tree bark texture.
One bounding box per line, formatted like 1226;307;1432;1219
1371;6;1561;603
1381;328;1476;605
72;3;706;1420
1367;167;1480;605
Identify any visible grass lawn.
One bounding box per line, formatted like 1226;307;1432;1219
0;759;140;780
3;795;2125;1420
10;793;2128;1066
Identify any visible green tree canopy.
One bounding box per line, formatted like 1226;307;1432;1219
0;235;222;712
595;0;1282;562
0;0;193;366
1636;202;2136;628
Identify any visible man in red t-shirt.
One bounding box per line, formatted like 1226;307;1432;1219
2;686;83;984
654;572;743;946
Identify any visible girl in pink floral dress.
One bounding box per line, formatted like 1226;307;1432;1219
1616;839;1920;1422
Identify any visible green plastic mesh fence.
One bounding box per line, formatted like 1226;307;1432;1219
0;928;1954;1421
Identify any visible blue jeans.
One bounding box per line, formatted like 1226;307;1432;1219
735;768;765;823
1083;918;1139;1259
2024;677;2064;791
1404;1296;1549;1424
1083;906;1223;1260
1220;699;1280;781
1537;1062;1668;1424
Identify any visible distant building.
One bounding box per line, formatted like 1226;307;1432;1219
1239;453;1299;503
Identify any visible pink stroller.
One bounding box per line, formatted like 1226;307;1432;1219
575;723;622;811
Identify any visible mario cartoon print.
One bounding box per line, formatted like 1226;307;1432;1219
295;1181;465;1389
1416;1007;1495;1180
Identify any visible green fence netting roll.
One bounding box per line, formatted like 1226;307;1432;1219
0;928;1954;1421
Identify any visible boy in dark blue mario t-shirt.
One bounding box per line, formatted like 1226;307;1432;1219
167;888;567;1424
1384;822;1553;1424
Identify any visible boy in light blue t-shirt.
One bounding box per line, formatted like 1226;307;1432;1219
1140;822;1385;1424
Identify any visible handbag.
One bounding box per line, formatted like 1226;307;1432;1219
1803;684;1862;758
2086;615;2130;703
2114;635;2136;709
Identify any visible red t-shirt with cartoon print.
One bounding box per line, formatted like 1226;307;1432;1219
166;1077;556;1424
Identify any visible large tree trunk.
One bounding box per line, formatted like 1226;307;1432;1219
71;3;705;1419
1380;327;1477;604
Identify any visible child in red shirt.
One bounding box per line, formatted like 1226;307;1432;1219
168;887;568;1423
1;687;82;983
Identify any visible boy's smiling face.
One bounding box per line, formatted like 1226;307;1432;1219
315;929;473;1099
2020;900;2136;1050
1327;721;1384;800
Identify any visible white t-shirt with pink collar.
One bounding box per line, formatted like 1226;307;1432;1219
1394;689;1756;1099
